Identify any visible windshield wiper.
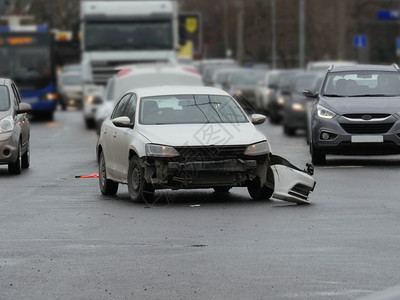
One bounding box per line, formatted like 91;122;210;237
322;94;346;97
350;94;390;97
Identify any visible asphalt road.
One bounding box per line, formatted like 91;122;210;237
1;110;400;299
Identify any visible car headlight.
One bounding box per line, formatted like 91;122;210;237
265;89;272;97
85;95;102;104
244;141;271;156
145;144;180;158
317;104;336;119
292;103;305;111
277;96;285;105
0;115;14;133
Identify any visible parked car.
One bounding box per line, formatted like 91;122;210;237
96;86;316;204
0;78;31;174
58;71;83;110
282;72;321;136
95;63;204;134
305;64;400;165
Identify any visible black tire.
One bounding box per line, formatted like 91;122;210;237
310;141;326;165
247;176;274;200
8;143;22;174
22;141;30;169
213;187;232;193
85;118;95;129
283;124;296;136
99;151;118;195
127;156;154;203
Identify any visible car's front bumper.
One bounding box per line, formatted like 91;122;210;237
312;116;400;155
0;132;19;164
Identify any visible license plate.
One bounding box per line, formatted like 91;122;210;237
351;135;383;143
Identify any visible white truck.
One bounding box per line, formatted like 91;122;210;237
80;0;179;128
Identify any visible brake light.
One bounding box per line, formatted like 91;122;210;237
184;67;201;75
117;68;132;77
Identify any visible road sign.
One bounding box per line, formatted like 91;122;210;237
377;10;400;20
179;13;201;57
354;35;367;49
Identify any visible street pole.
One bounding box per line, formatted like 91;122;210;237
270;0;277;69
299;0;305;69
236;0;244;65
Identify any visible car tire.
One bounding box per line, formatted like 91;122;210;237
22;141;30;169
99;151;118;195
310;141;326;165
213;187;232;193
8;142;22;174
247;176;274;200
283;124;296;136
128;156;154;203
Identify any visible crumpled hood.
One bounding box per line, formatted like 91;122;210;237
137;122;268;147
320;96;400;115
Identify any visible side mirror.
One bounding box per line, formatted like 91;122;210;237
112;116;133;128
251;113;267;125
17;103;32;114
281;88;291;96
268;84;277;90
302;89;318;98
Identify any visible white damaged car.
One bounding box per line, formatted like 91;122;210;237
97;86;316;204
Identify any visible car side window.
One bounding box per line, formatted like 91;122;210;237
124;93;137;124
111;93;132;119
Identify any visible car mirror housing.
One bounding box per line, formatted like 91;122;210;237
17;103;32;114
112;116;133;128
302;89;318;98
251;114;267;125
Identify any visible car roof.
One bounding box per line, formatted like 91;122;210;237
116;63;201;78
130;86;230;98
329;64;399;72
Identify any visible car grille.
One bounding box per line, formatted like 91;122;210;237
343;113;390;119
340;122;394;134
174;145;248;161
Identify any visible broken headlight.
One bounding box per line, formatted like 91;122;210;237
145;144;180;158
244;141;271;156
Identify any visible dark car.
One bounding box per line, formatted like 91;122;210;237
267;69;302;124
305;64;400;165
282;72;323;136
0;78;31;174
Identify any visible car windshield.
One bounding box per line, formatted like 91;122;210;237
0;86;10;111
322;71;400;97
140;94;248;125
62;74;82;85
230;70;266;85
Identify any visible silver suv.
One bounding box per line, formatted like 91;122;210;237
0;78;31;174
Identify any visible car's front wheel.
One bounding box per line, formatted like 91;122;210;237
247;176;274;200
310;141;326;165
99;151;118;195
22;141;30;169
8;142;22;174
128;156;154;203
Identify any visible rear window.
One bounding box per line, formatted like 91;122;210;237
0;86;10;111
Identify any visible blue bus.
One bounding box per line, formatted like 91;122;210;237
0;26;57;120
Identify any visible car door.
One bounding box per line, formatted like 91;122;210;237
11;83;29;147
114;93;137;181
103;93;132;179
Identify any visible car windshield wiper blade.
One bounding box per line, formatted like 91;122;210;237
322;94;346;97
350;94;389;97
